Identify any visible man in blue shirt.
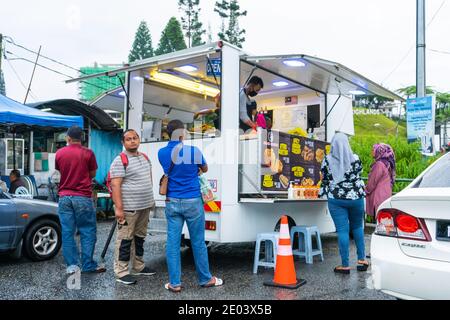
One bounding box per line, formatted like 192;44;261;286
158;120;223;292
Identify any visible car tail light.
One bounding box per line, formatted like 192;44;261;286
375;208;431;241
205;220;216;231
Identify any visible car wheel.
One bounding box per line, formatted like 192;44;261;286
24;219;61;261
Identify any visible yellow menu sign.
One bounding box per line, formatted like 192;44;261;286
279;143;288;156
263;175;274;188
292;166;305;177
291;138;301;155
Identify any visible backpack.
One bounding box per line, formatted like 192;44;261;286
106;152;150;198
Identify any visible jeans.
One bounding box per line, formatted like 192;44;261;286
165;197;212;287
328;198;365;267
58;196;98;272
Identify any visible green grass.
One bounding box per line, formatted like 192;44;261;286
353;113;406;137
350;112;440;193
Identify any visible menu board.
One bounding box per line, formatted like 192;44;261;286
260;131;330;192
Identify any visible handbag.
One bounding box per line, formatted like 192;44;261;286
159;144;180;196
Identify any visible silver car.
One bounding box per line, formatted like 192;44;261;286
0;189;61;261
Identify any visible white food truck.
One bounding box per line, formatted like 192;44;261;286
68;41;402;243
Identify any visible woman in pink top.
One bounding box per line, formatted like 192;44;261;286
365;143;396;221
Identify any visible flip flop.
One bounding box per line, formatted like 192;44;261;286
333;266;350;274
201;276;224;287
164;283;182;293
357;261;369;272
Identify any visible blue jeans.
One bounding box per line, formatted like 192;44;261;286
165;197;212;287
328;198;365;267
58;196;98;272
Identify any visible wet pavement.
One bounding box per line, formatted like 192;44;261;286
0;220;394;300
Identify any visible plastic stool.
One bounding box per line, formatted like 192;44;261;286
253;232;279;274
290;226;324;264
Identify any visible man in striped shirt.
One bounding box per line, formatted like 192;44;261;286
110;129;155;285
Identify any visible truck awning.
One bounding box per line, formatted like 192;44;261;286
65;43;222;84
243;54;404;101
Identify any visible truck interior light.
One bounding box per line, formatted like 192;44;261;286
283;59;305;67
150;71;220;98
176;65;198;73
349;90;366;95
273;81;289;87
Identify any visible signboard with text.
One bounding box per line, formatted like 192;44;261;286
260;131;329;192
406;96;436;155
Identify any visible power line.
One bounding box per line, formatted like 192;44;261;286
382;0;447;84
428;48;450;55
5;58;39;101
3;35;123;89
4;50;123;97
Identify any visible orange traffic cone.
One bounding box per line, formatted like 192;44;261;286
264;216;306;289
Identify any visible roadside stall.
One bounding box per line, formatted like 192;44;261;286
67;41;403;243
0;94;83;197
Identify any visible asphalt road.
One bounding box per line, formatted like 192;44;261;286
0;220;394;300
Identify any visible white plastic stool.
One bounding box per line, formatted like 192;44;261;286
253;232;279;274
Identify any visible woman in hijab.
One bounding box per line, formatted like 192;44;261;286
319;132;368;274
366;143;396;222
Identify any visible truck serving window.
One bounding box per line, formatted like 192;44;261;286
140;54;222;143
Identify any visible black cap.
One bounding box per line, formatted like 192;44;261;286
67;126;83;140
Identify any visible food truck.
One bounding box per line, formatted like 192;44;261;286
68;41;402;243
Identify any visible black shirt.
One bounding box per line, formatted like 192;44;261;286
9;178;27;194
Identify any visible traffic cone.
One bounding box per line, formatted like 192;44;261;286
264;216;306;289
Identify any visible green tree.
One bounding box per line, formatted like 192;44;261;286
155;17;187;56
396;85;434;99
214;0;247;48
178;0;206;47
0;70;5;96
215;0;228;42
128;21;154;63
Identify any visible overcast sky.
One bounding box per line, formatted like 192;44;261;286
1;0;449;103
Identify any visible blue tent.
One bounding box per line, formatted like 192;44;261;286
0;94;83;128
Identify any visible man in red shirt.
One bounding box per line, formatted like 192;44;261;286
55;126;106;274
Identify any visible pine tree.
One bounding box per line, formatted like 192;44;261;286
128;21;154;63
155;17;187;56
214;0;247;48
214;0;229;42
178;0;206;47
226;0;246;48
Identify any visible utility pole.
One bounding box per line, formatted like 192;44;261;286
0;33;3;72
416;0;426;98
24;45;41;104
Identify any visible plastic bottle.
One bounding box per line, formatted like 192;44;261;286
288;182;294;199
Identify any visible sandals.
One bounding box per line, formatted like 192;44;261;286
357;260;369;272
201;276;224;288
333;266;350;274
164;283;182;293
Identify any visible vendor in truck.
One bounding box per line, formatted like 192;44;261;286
194;93;221;130
239;76;264;132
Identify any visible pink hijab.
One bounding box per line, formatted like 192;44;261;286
373;143;396;186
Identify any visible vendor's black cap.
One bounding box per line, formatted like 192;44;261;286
67;126;83;140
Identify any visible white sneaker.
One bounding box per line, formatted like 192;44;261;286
66;265;80;275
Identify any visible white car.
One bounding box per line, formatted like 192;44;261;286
371;152;450;300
